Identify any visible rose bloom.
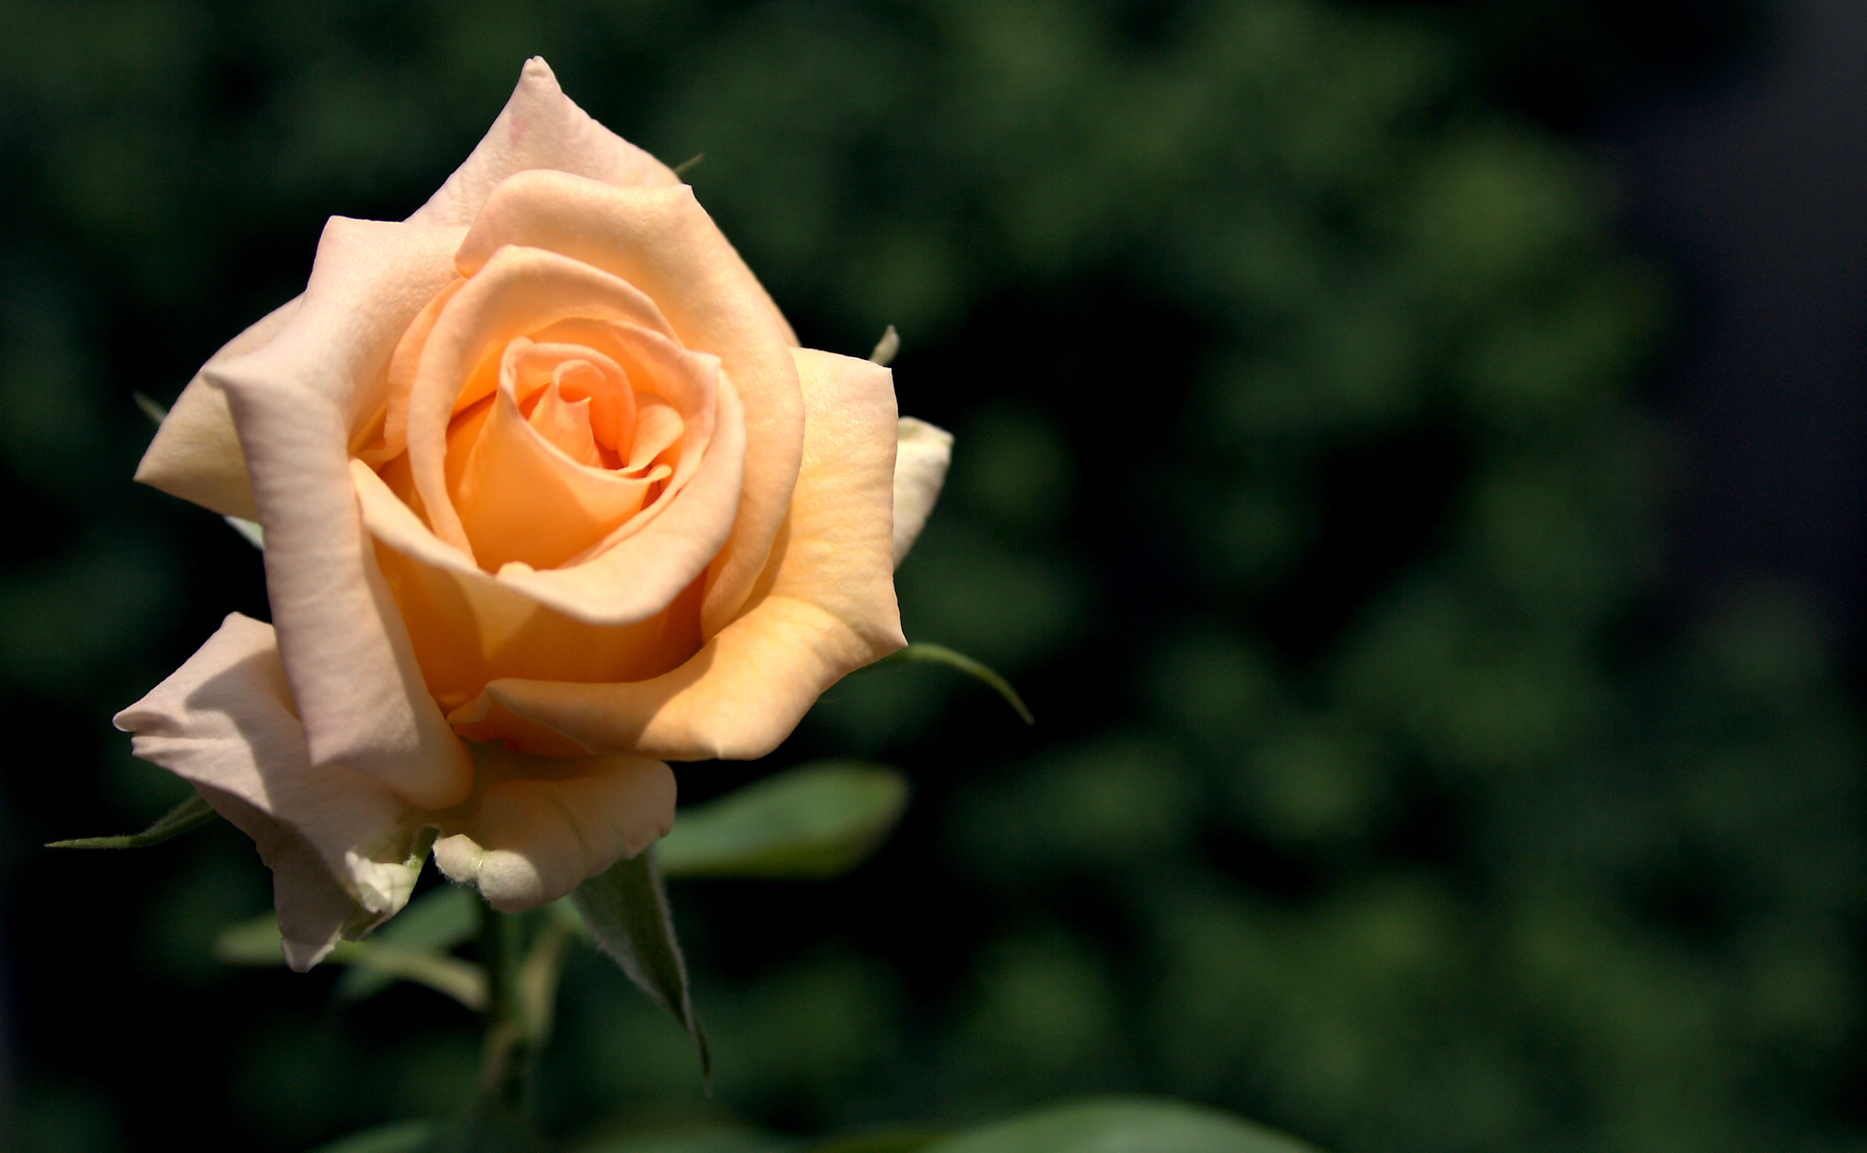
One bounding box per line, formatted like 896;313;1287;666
115;59;951;969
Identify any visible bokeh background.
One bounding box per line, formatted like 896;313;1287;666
4;1;1866;1150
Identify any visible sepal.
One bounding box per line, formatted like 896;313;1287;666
874;642;1034;724
568;847;709;1080
46;791;219;849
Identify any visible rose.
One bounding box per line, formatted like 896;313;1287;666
113;59;951;970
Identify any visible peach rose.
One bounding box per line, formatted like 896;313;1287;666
114;59;952;970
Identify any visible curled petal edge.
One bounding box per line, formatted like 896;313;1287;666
111;614;425;971
431;742;676;912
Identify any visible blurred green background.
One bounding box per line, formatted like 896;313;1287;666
5;1;1864;1151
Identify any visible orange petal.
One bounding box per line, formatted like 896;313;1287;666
355;462;706;721
403;245;679;559
452;347;660;571
455;348;905;760
366;353;742;636
453;170;804;636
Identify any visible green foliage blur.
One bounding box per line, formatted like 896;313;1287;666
4;2;1860;1152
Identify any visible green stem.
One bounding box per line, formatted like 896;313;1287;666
475;900;533;1117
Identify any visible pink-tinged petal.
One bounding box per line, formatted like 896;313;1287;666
455;349;905;760
134;296;301;522
358;277;467;467
407;58;680;230
454;170;804;635
227;217;465;425
206;217;474;811
431;742;674;911
355;462;705;721
112;614;426;971
892;417;952;568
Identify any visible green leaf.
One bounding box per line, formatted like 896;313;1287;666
919;1098;1322;1153
337;885;479;1001
570;847;709;1079
419;1102;551;1153
875;643;1034;725
658;761;910;879
212;910;487;1010
212;912;290;964
805;1132;947;1153
573;1128;794;1153
307;1120;437;1153
46;791;219;849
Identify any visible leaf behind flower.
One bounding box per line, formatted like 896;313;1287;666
306;1120;437;1153
213;907;487;1010
337;884;481;1001
916;1098;1320;1153
657;761;910;879
573;1128;795;1153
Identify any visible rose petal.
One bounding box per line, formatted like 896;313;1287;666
403;245;682;559
491;369;744;624
112;614;425;970
453;170;805;637
431;741;675;911
365;354;742;637
892;417;952;568
355;461;707;719
134;296;302;522
452;348;658;571
407;58;681;230
455;348;905;760
206;216;473;811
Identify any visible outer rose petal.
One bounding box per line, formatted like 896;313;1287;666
431;742;675;912
408;58;681;229
134;296;302;522
892;417;952;567
112;614;425;971
453;348;906;759
207;216;473;811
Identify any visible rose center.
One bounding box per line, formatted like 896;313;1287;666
508;341;635;470
434;329;692;572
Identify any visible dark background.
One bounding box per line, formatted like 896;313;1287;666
5;1;1867;1151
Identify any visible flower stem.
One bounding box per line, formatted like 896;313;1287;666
475;899;534;1117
